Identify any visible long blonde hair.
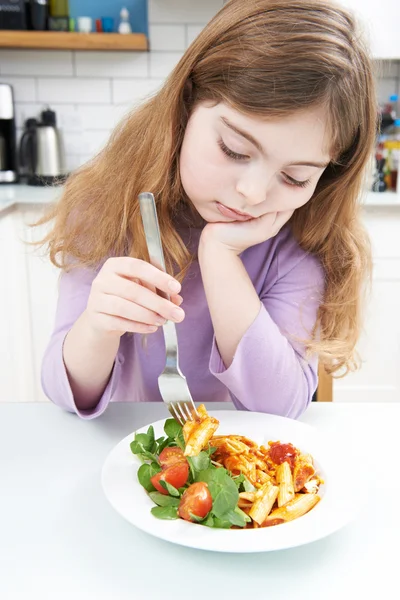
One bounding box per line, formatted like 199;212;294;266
39;0;377;375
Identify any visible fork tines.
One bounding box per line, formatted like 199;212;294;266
168;402;198;427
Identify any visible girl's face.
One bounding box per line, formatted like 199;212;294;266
179;102;331;223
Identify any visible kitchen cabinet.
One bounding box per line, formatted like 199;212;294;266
334;209;400;401
0;209;35;402
1;200;400;404
21;206;60;403
339;0;400;58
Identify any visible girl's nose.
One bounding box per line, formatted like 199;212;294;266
235;169;273;206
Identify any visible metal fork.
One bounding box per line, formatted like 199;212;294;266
138;192;199;426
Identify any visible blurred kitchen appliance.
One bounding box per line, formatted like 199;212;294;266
0;83;18;183
0;0;27;30
30;0;48;30
19;107;64;185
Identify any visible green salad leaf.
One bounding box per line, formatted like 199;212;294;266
137;462;161;492
149;492;180;508
151;506;179;520
159;480;181;497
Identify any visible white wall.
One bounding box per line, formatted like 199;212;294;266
0;0;398;175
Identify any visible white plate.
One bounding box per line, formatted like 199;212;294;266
101;410;355;553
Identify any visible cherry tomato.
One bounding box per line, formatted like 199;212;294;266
150;461;189;495
158;447;186;469
178;482;213;522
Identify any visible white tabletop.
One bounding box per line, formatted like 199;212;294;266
1;401;398;600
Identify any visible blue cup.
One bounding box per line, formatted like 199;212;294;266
101;17;114;33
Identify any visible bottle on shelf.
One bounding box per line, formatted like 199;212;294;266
383;119;400;192
48;0;69;31
372;158;387;193
118;7;132;34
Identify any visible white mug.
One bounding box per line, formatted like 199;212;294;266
77;16;93;33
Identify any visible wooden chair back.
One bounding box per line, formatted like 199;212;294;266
316;364;333;401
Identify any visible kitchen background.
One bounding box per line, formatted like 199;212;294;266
0;0;400;404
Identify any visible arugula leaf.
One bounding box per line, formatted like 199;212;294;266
232;473;246;488
235;506;251;523
206;446;218;457
202;514;215;528
232;473;257;493
164;419;182;439
149;492;180;507
212;476;239;518
140;449;160;463
137;462;161;492
175;429;185;451
163;419;185;450
151;506;179;520
187;457;196;481
130;441;159;464
243;478;257;493
195;467;239;518
134;432;154;451
194;466;218;485
157;436;174;453
189;512;207;523
223;509;247;528
147;425;155;443
212;517;233;529
159;480;180;497
189;452;211;472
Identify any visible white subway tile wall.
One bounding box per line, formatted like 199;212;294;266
0;0;399;174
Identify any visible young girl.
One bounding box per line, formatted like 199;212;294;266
40;0;377;420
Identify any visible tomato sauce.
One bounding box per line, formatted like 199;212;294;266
268;442;297;470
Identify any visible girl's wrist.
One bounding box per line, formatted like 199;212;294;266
199;225;241;258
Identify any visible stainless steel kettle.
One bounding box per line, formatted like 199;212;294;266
19;107;64;185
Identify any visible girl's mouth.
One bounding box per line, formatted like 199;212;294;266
215;202;254;222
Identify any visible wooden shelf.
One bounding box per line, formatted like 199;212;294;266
0;30;148;51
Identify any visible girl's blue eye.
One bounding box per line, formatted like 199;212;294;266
218;139;248;161
281;173;311;189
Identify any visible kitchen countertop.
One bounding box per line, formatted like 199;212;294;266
0;184;399;217
0;183;62;215
0;401;398;600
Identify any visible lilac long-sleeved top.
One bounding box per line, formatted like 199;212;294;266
41;224;324;420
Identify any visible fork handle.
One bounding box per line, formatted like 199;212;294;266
138;193;179;367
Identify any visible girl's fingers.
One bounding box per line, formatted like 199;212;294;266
171;294;183;306
97;274;185;323
103;257;181;296
97;294;167;327
99;314;159;335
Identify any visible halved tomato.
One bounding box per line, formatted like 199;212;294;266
150;461;189;495
178;482;213;522
158;447;186;469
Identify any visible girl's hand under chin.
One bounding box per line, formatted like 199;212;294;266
200;209;294;255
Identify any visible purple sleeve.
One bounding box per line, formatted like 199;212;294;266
209;250;324;418
41;267;122;419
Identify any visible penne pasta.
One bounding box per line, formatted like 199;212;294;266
293;456;315;492
184;416;219;456
276;461;295;507
263;493;320;526
183;403;219;456
249;481;279;525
